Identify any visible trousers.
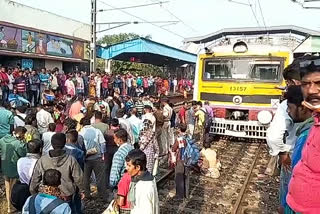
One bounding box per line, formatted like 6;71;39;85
4;176;17;213
84;158;106;198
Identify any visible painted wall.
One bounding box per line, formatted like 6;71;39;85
0;0;90;41
45;59;62;71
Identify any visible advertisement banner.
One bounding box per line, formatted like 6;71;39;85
0;25;22;51
46;35;73;57
22;30;36;53
35;33;47;55
84;42;90;60
73;40;84;59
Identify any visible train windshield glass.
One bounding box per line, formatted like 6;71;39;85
203;58;281;81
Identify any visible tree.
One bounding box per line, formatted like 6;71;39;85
97;33;164;76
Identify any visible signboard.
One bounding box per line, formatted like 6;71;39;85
0;24;88;60
22;30;36;53
46;35;73;57
73;41;84;59
35;33;47;55
0;25;22;51
21;59;33;70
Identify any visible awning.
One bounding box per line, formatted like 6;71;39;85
97;38;197;67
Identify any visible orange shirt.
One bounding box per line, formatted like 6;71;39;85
69;101;83;119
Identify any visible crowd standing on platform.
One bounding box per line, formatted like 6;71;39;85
0;66;218;214
266;58;320;214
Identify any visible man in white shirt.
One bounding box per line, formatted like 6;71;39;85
17;139;42;184
14;106;27;128
36;105;54;135
127;108;143;145
116;109;134;144
126;149;159;214
41;123;56;155
142;105;156;132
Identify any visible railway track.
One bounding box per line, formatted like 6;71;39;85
157;139;279;214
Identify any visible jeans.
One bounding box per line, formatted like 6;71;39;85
102;88;108;98
84;158;106;198
67;187;83;214
104;145;118;189
1;86;8;104
175;161;189;199
30;90;38;106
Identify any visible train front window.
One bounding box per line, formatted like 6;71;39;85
203;58;281;82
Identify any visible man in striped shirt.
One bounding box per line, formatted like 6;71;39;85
109;129;134;189
135;96;144;118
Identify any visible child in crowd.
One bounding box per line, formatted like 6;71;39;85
199;135;221;179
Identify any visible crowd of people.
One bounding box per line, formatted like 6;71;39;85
266;57;320;213
0;66;217;214
0;66;193;109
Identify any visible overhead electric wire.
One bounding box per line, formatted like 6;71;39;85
149;0;197;32
97;0;185;38
228;0;251;6
247;0;261;26
98;1;169;12
257;0;267;29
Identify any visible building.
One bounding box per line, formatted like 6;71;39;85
0;0;90;72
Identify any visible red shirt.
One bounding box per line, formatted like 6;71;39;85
102;76;109;89
117;172;131;209
179;107;186;123
0;72;9;86
287;114;320;213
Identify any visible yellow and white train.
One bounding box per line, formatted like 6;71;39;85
185;26;320;139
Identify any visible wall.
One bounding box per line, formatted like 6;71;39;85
0;0;90;41
45;59;62;71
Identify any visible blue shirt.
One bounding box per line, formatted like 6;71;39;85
39;73;50;84
65;144;85;170
22;193;71;214
109;143;134;188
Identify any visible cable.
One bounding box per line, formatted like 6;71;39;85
97;0;185;38
148;0;197;32
248;0;260;26
257;0;267;29
98;1;169;12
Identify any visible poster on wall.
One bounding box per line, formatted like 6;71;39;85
22;30;36;53
46;35;73;57
84;42;90;60
73;41;84;59
35;33;47;55
21;59;33;70
0;25;22;51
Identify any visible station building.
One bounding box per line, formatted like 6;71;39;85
0;0;90;72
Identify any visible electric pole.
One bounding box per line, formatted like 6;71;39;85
90;0;97;74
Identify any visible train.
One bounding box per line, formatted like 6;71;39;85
186;26;320;139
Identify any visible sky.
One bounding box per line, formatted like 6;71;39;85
11;0;320;48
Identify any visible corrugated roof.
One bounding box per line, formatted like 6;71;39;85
184;25;320;44
97;37;197;66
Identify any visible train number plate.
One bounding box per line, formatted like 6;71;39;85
229;86;247;92
225;130;246;137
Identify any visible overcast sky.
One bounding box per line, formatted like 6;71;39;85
11;0;320;47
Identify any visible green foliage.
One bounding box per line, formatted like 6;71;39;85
97;33;163;76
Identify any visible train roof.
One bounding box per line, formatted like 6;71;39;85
184;25;320;44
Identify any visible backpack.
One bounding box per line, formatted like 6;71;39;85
182;137;200;166
28;194;67;214
200;108;212;129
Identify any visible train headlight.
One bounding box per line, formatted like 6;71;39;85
257;110;273;125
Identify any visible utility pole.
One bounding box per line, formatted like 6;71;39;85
90;0;97;74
